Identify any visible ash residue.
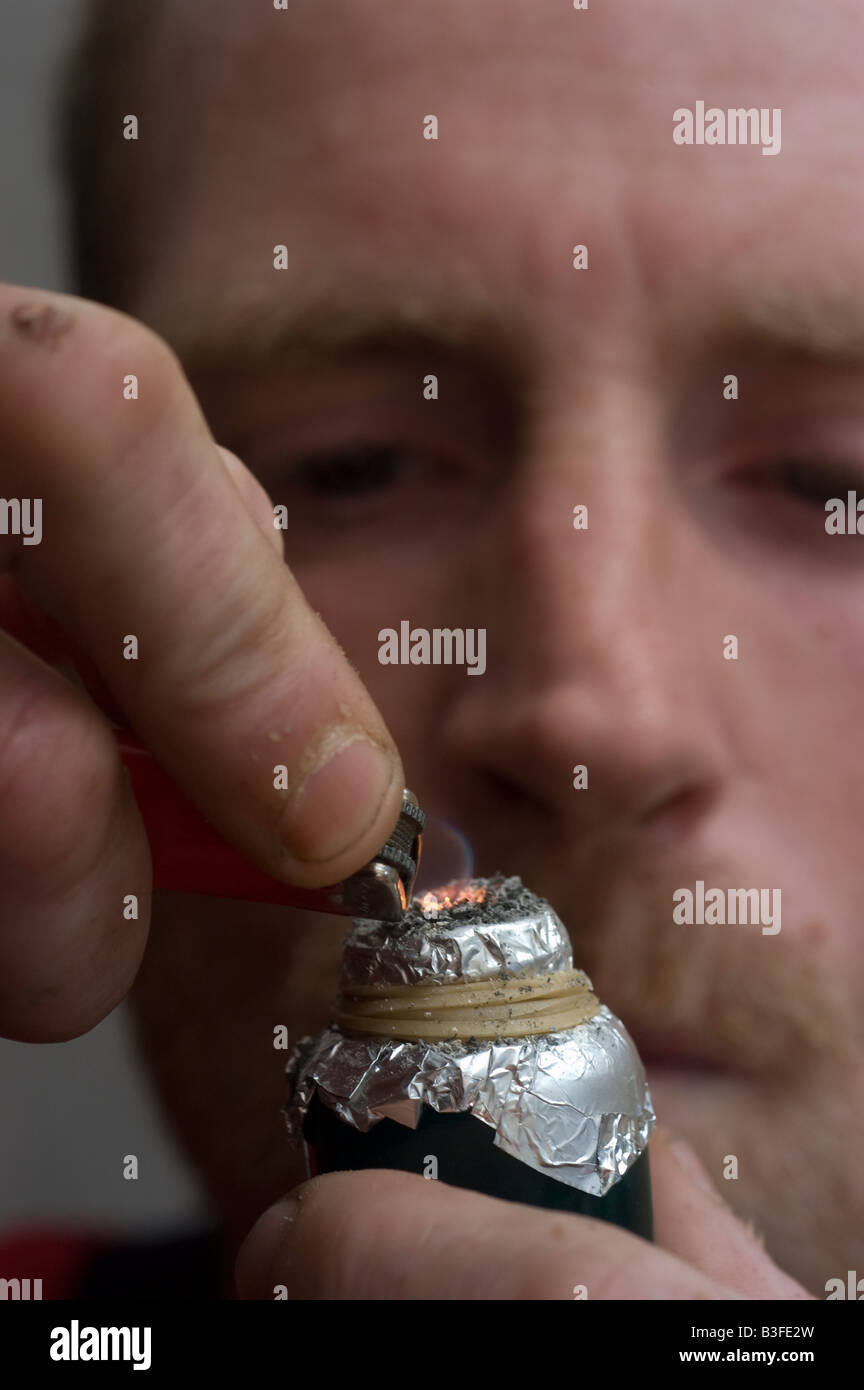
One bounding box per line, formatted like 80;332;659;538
340;875;572;988
407;875;547;930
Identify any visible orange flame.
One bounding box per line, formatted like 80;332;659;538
417;881;487;913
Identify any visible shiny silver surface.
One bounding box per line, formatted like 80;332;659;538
336;789;426;922
284;875;655;1194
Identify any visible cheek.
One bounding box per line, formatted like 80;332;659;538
761;607;864;828
288;547;476;692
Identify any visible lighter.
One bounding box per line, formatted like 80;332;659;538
285;874;655;1238
115;730;425;921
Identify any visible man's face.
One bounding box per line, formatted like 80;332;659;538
122;0;864;1292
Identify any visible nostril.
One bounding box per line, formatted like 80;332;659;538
483;768;552;823
640;781;716;843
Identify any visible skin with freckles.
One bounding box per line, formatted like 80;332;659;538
7;0;863;1297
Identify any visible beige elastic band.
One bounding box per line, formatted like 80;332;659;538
333;968;599;1041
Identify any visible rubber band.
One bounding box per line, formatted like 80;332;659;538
333;968;599;1041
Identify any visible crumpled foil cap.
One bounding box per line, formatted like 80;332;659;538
341;875;571;987
284;875;655;1196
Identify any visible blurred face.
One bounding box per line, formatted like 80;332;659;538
123;0;864;1292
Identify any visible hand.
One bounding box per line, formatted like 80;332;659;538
235;1126;816;1299
0;284;403;1042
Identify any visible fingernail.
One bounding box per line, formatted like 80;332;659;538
236;1195;301;1300
279;732;397;864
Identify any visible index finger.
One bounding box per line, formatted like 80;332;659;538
0;287;403;887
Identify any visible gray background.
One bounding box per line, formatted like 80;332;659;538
0;0;208;1235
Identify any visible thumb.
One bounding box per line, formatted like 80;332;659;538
650;1124;814;1298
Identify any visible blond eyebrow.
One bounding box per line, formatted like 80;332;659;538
155;272;864;377
746;296;864;363
162;278;527;374
667;285;864;366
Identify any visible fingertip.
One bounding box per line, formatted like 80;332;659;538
235;1192;303;1300
275;733;404;888
661;1131;724;1200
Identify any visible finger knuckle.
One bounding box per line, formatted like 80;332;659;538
165;580;297;717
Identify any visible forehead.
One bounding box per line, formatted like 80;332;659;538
137;0;864;364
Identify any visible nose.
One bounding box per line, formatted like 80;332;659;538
439;395;730;853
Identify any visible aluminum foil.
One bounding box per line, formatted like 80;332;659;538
341;876;572;987
284;875;655;1196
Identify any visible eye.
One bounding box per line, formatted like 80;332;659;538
289;443;407;497
262;436;478;548
742;456;864;508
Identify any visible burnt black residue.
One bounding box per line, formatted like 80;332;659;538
401;874;549;932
